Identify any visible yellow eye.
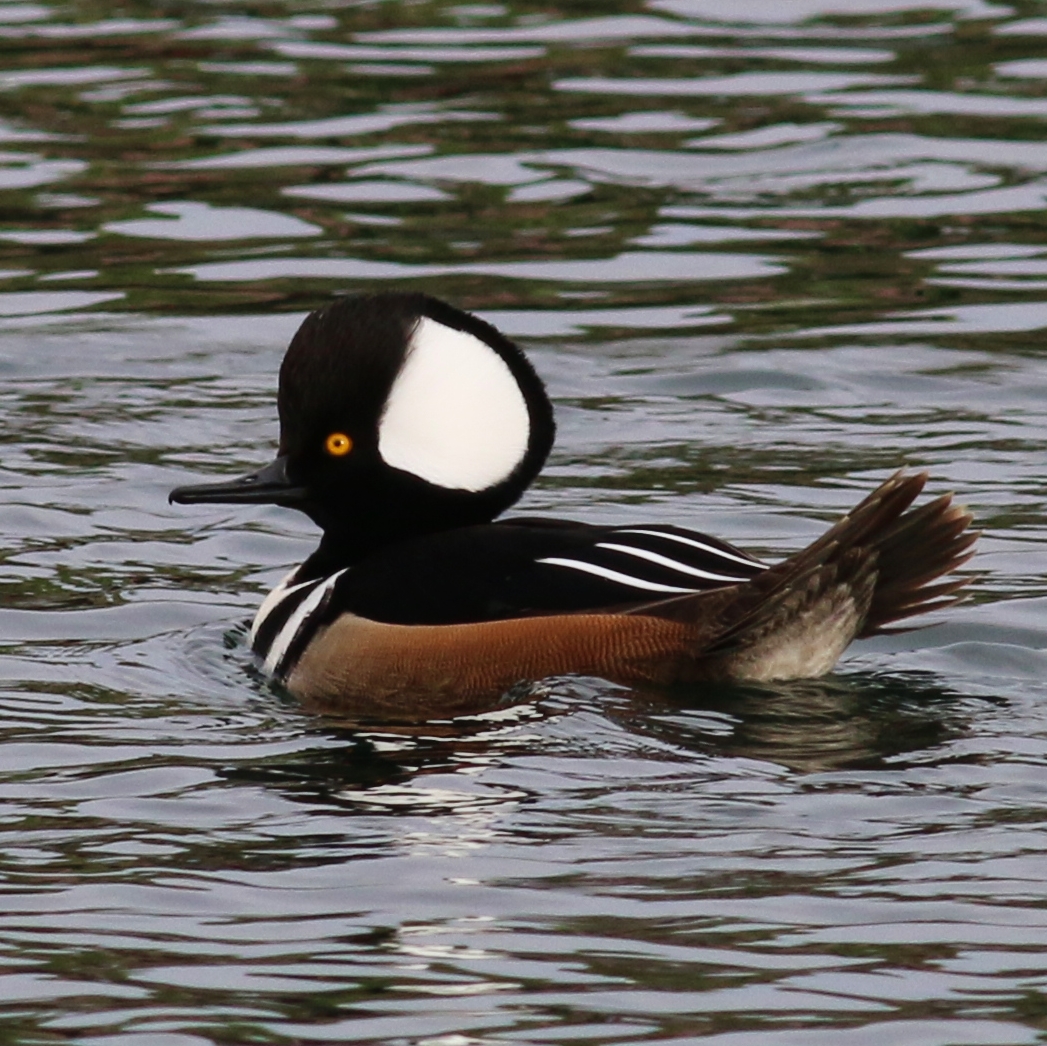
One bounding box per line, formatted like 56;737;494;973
324;432;353;457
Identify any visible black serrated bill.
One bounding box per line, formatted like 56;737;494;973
169;455;307;506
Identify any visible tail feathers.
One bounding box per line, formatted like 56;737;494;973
768;470;928;584
859;492;977;635
628;471;976;682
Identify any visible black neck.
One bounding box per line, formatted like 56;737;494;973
295;484;519;580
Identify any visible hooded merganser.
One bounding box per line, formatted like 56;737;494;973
171;292;976;720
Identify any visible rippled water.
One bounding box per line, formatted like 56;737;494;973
3;0;1047;1042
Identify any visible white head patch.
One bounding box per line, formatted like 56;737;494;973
377;315;530;491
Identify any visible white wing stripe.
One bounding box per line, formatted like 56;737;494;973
263;568;348;676
616;528;765;568
595;542;750;583
537;557;696;593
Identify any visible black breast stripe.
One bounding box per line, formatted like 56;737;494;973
263;569;349;679
250;576;323;663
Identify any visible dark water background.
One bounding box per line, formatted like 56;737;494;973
3;0;1047;1042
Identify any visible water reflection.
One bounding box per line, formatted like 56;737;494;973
220;667;975;810
620;672;975;772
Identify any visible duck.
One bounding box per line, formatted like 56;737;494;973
171;291;977;721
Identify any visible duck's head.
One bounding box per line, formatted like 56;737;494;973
170;292;555;554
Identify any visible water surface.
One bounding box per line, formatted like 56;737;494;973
2;0;1047;1042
